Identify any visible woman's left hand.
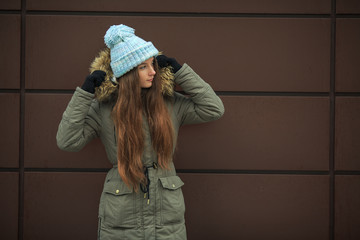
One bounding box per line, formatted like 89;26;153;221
156;55;182;73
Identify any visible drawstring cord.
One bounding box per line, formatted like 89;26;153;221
140;162;158;204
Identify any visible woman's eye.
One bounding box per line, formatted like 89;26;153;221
139;65;146;70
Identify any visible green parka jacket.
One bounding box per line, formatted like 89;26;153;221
56;60;224;240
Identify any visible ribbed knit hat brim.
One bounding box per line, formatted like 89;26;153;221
110;42;158;78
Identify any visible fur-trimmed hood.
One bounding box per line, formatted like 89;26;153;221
89;48;175;103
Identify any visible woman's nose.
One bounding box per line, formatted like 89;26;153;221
149;66;156;75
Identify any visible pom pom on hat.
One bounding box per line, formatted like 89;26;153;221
104;24;135;49
103;24;159;78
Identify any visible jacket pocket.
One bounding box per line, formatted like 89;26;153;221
159;176;185;225
103;180;137;228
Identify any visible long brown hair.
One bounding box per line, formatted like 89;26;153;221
111;61;174;191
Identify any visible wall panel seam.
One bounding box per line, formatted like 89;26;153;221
3;90;360;96
24;11;333;18
22;168;331;175
0;10;21;14
18;0;26;240
329;0;336;239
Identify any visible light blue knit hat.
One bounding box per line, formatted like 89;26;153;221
104;24;159;78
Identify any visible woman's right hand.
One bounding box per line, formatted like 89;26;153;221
81;70;106;94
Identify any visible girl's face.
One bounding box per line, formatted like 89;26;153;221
137;57;156;88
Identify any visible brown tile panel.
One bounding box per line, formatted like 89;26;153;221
335;175;360;240
179;173;329;240
335;97;360;171
0;0;20;10
0;93;20;168
26;16;330;92
171;18;330;92
24;93;112;168
24;172;106;239
25;15;106;90
336;19;360;92
174;96;329;170
0;15;20;89
337;0;360;13
26;0;330;13
0;172;18;240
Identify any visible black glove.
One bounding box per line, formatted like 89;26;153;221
81;70;106;94
156;55;182;74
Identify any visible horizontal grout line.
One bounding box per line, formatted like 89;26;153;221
24;168;110;172
1;168;359;175
176;169;330;175
24;89;75;94
0;168;20;172
24;11;334;18
1;10;359;18
2;89;360;97
0;10;21;14
215;91;330;97
0;89;21;93
211;92;358;97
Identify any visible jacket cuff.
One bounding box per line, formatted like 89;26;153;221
75;86;95;99
173;64;189;84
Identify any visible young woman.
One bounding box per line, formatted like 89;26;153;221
57;24;224;240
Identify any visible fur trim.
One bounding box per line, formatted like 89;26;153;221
89;48;175;103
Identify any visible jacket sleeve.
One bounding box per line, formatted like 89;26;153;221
173;64;225;126
56;87;102;152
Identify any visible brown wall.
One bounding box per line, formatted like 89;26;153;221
1;0;360;239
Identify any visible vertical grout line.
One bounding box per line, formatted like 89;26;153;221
18;0;26;240
329;1;336;240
